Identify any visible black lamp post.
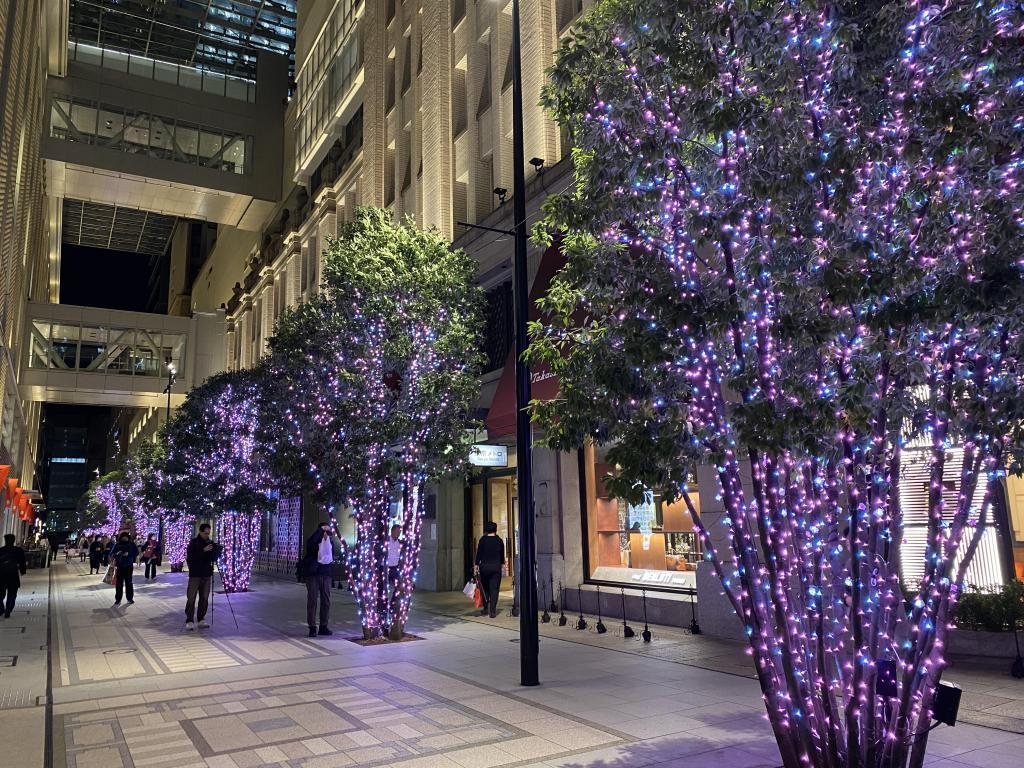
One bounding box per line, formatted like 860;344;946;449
163;362;177;424
510;0;539;688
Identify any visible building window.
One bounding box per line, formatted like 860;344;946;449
452;0;466;29
582;444;702;591
482;281;512;373
452;58;467;138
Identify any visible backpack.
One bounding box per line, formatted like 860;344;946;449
0;549;19;574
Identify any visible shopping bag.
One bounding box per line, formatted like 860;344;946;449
473;586;484;609
101;564;116;586
463;580;476;599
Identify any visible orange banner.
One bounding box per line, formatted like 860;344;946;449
6;478;18;510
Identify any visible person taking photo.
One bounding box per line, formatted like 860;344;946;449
184;523;222;631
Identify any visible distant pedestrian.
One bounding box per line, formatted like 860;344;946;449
303;522;342;637
474;521;505;619
103;535;114;566
141;535;162;580
110;532;139;606
184;523;222;631
79;537;89;562
0;534;28;618
88;537;106;574
386;524;402;586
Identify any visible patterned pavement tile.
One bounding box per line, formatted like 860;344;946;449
57;663;628;768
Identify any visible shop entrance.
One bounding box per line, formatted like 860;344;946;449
466;468;518;592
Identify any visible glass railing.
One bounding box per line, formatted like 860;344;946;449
49;94;252;176
68;41;256;103
28;321;186;379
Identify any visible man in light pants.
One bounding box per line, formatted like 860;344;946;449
184;523;222;631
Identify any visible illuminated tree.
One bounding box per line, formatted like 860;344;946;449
162;369;278;592
268;207;483;639
81;471;127;537
532;2;1024;768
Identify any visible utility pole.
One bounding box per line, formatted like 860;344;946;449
510;0;539;687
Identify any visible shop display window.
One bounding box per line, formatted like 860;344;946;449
584;444;701;589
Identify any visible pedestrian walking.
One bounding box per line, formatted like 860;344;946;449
474;521;505;619
88;537;105;574
103;535;113;567
0;534;28;618
302;522;342;637
110;532;139;606
141;534;162;580
184;523;222;631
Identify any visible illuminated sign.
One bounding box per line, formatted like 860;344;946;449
469;444;508;467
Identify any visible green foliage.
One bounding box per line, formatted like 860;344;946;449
267;206;485;505
955;580;1024;632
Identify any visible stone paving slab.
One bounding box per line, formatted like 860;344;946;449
27;559;1024;768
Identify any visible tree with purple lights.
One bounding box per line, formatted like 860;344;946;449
268;207;483;639
533;2;1023;767
81;471;128;537
162;369;278;592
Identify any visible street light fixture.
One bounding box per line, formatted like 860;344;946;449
164;362;177;424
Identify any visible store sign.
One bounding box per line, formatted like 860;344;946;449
469;444;508;467
629;570;695;588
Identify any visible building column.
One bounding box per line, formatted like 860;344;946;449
694;462;748;640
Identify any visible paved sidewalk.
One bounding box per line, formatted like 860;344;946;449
415;593;1024;734
28;560;1024;768
0;563;50;768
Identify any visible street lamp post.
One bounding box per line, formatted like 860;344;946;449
164;363;177;424
510;0;539;687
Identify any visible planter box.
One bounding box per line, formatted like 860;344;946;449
948;627;1021;658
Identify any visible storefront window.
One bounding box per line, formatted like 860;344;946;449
583;444;701;590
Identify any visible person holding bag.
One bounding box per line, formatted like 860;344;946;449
141;535;162;580
473;521;505;619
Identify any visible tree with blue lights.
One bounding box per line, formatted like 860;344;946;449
532;2;1024;767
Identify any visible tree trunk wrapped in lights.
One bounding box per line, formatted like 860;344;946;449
268;207;483;639
532;2;1023;767
161;369;278;593
163;516;194;570
215;510;261;593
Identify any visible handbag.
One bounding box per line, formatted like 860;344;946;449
473;585;484;609
463;580;476;599
101;564;116;586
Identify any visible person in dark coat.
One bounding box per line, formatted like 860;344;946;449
89;536;106;573
184;523;222;631
303;522;342;638
0;534;28;618
110;532;139;606
140;534;162;580
474;521;505;619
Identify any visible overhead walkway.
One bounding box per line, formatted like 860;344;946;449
19;302;224;408
43;41;288;230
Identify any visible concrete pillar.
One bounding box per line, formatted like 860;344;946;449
694;461;748;640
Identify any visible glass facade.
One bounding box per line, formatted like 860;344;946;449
29;321;186;378
68;41;256;102
50;95;251;175
294;0;363;170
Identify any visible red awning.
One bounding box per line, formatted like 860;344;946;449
485;244;566;438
